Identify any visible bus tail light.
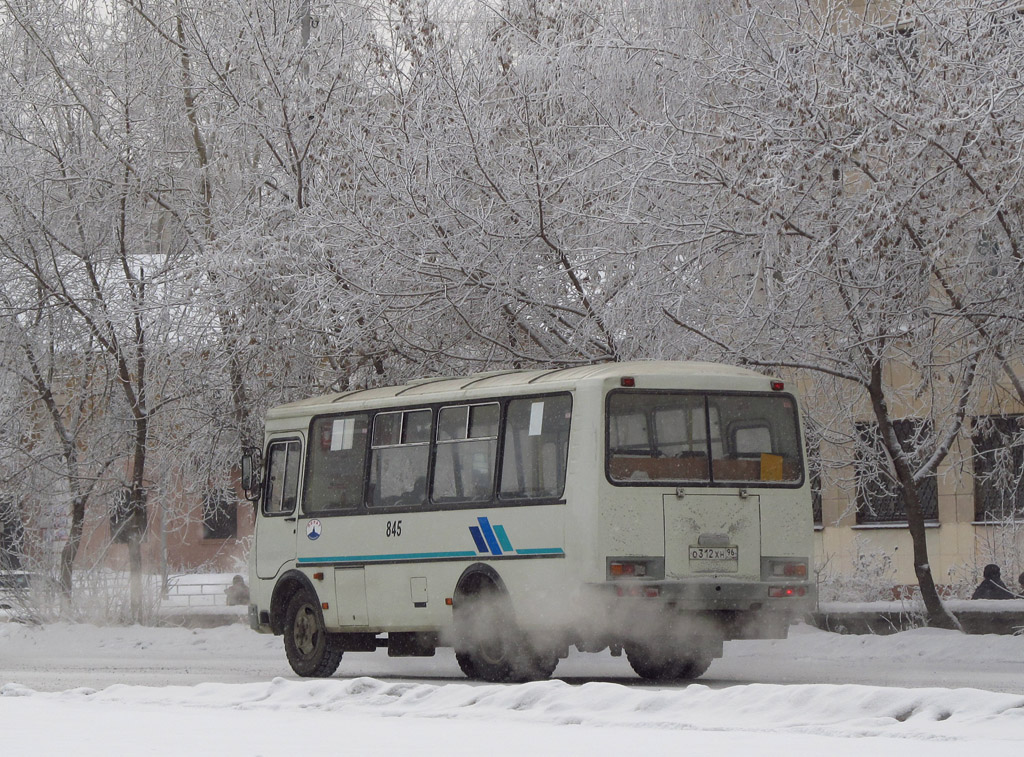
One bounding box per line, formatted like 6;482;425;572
616;585;661;598
767;559;808;578
609;561;647;577
607;557;665;581
769;586;807;598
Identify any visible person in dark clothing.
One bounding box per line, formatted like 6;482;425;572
225;575;250;606
1019;571;1024;597
971;564;1015;600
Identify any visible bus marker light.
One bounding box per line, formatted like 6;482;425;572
621;377;636;387
322;602;330;610
313;572;324;581
615;585;660;598
769;586;807;598
445;598;453;606
771;381;785;391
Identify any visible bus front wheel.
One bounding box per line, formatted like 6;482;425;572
283;589;343;677
625;642;713;681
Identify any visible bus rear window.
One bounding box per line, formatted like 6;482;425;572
607;391;803;485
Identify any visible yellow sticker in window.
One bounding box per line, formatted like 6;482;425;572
760;453;783;481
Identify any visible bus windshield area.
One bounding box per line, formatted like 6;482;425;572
607;391;803;485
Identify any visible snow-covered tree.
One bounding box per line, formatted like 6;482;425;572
648;0;1024;627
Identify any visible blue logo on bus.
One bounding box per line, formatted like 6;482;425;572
469;517;513;556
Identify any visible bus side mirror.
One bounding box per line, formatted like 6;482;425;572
241;448;262;503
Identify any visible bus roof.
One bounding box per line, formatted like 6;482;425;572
265;360;780;421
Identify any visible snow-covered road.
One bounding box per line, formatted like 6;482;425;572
1;621;1022;693
1;622;1022;755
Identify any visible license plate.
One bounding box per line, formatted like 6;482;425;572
689;546;738;561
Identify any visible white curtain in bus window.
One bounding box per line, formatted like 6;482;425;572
305;414;369;513
433;404;499;504
265;440;301;514
499;395;571;500
369;409;431;507
710;395;802;483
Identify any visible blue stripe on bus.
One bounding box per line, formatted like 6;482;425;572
494;525;513;553
298;551;478;564
477;517;503;556
514;548;565;556
468;526;488;553
295;548;565;565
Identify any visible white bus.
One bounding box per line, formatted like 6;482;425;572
242;361;815;682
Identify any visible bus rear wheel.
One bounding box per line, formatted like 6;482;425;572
625;642;713;681
454;583;558;683
283;589;343;677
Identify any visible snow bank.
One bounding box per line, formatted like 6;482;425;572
769;623;1024;661
3;676;1024;750
1;622;1024;755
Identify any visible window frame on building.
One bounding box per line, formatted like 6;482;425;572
854;419;939;525
971;414;1024;523
202;491;238;540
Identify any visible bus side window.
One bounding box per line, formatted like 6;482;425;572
369;409;431;508
265;440;301;515
432;403;499;504
305;414;369;513
499;395;571;500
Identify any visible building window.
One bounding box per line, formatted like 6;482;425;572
0;498;23;570
855;419;938;524
804;422;824;526
202;493;237;540
810;462;823;526
972;415;1024;522
110;487;147;544
874;26;917;76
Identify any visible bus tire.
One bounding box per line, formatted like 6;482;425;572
454;582;557;683
625;643;713;681
283;589;343;677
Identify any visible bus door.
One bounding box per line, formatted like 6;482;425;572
254;437;303;580
663;492;761;581
298;414;373;627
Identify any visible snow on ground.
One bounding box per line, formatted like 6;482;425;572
1;621;1023;755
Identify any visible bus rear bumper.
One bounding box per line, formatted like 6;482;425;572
590;579;816;642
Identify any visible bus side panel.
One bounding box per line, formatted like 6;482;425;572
294;505;566;633
597;485;666;574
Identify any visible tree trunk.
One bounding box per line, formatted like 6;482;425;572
867;366;959;631
58;494;86;601
128;529;144;623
